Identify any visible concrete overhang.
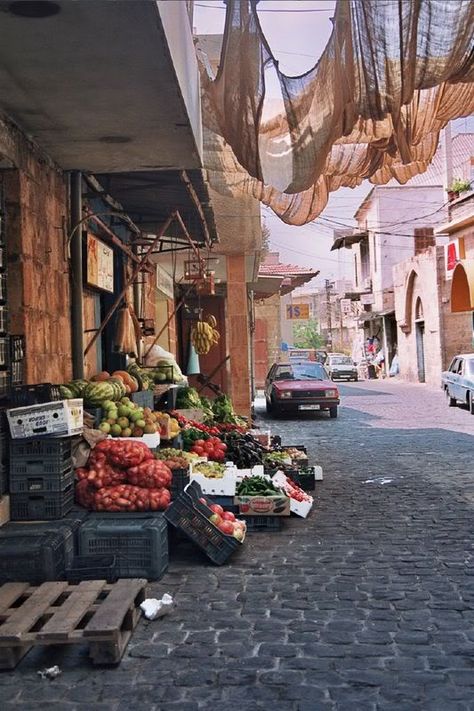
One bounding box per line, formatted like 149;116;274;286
0;0;202;172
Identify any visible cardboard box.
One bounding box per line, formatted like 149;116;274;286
115;432;160;449
290;498;313;518
7;399;83;439
234;494;290;516
190;461;237;495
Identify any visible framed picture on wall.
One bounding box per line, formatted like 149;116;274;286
85;232;114;293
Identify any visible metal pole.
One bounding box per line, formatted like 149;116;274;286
70;171;84;379
249;289;256;401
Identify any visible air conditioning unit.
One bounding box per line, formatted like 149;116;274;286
363;277;372;290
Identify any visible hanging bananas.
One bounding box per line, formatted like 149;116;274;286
191;315;220;355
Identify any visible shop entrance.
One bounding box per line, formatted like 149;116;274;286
415;297;425;383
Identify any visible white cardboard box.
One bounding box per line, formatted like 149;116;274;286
189;472;237;496
7;399;83;439
290;498;313;518
115;432;160;448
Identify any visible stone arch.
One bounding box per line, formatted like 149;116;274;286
415;296;424;321
400;269;418;334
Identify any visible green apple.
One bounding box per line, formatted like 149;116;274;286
99;422;111;434
111;424;122;437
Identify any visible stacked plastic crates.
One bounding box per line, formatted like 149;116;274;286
9;437;75;520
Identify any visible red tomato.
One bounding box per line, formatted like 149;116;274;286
193;445;204;456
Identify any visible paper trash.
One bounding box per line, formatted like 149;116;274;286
140;593;174;620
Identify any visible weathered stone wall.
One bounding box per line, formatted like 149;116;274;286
2;118;72;384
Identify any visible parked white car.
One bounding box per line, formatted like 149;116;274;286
441;353;474;415
324;354;358;382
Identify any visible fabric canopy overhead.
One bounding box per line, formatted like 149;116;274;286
200;0;474;226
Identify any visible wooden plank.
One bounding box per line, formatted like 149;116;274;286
37;581;105;642
0;583;30;615
0;582;68;642
83;579;146;640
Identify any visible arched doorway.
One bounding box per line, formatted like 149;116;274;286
415;297;425;383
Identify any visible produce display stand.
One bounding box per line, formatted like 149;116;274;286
0;578;147;669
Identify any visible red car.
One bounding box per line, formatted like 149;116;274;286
264;362;340;418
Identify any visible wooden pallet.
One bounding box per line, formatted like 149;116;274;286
0;578;147;669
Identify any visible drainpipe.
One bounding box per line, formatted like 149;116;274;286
70;171;84;379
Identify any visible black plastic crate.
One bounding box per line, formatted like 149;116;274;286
10;360;24;387
0;529;72;584
288;468;316;492
243;516;283;532
165;481;242;565
0;337;8;368
0;430;8;463
10;484;74;520
66;555;118;584
10;436;74;459
206;494;237;510
170;467;189;499
0;273;6;304
78;514;168;581
1;518;81;566
10;335;25;363
10;383;62;407
0;463;6;495
0;369;9;399
9;465;73;494
0;307;7;336
155;385;178;411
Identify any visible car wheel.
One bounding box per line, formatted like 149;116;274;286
448;392;457;407
353;376;358;382
469;391;474;415
265;398;273;415
329;406;338;419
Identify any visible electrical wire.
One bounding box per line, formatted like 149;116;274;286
195;2;335;12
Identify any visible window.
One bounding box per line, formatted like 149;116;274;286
449;358;458;372
414;227;435;255
457;359;464;376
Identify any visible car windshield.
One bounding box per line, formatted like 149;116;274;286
274;363;327;381
330;356;352;365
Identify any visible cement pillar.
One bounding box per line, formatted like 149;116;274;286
226;255;251;420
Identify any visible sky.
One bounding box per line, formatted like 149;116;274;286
194;0;474;285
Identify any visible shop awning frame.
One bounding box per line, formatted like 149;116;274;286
331;231;368;251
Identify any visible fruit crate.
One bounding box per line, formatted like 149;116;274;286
66;555;118;584
10;335;25;363
206;494;237;510
0;369;9;399
78;514;168;581
130;390;154;409
10;360;24;387
0;430;8;462
165;481;242;566
1;517;84;565
0;528;73;584
0;306;7;336
242;516;283;532
171;467;189;499
10;383;62;407
10;484;74;521
9;465;73;494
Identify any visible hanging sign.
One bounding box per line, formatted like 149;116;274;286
340;298;352;315
286;304;310;320
444;238;465;280
86;233;114;293
360;293;375;305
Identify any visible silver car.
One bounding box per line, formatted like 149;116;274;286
325;354;358;382
442;353;474;415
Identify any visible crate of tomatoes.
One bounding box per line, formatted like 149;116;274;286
74;439;171;513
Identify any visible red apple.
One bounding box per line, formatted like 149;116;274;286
210;504;224;516
198;497;208;506
209;513;222;526
222;511;236;522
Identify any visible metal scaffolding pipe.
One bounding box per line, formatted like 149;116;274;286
70;172;84;379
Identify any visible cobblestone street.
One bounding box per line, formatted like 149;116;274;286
1;380;473;710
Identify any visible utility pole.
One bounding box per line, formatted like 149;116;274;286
325;279;333;348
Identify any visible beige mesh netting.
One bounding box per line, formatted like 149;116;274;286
200;0;474;225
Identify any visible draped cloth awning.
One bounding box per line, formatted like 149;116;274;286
200;0;474;226
451;260;474;312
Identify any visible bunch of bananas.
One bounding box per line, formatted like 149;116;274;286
191;315;220;355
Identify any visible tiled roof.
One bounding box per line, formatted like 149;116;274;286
259;262;316;277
